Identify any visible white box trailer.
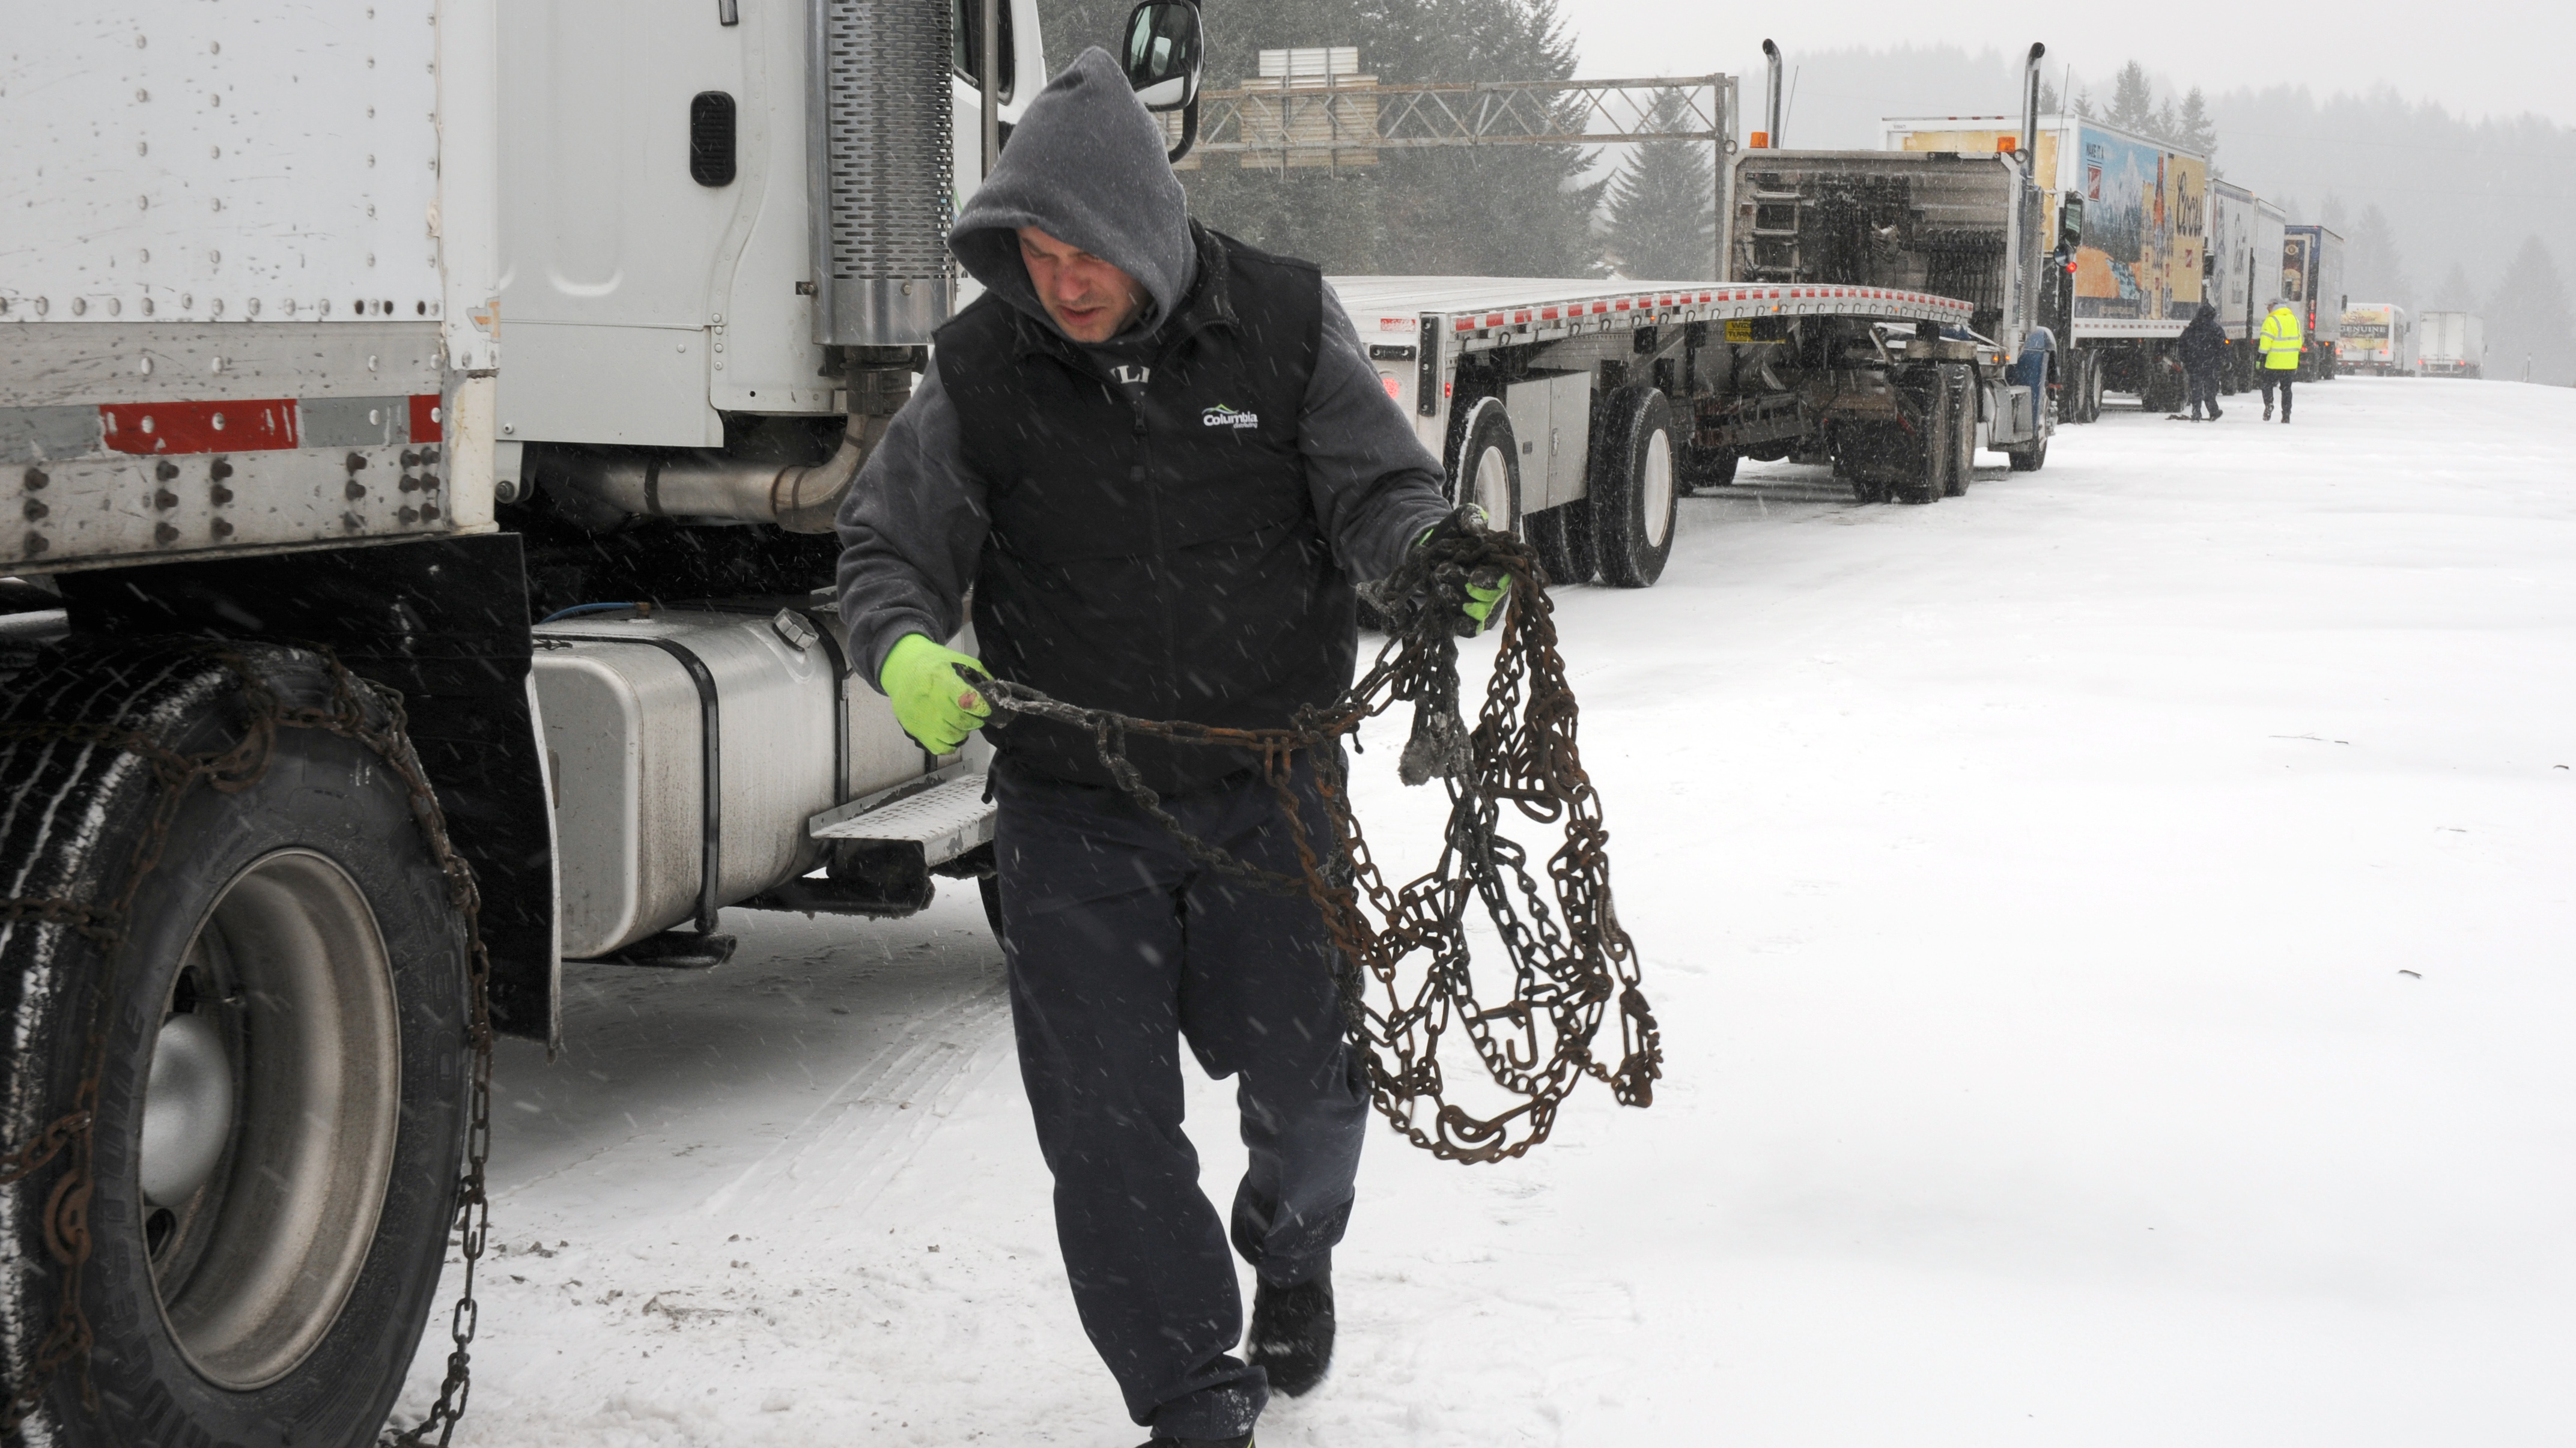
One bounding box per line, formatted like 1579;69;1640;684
1882;112;2216;418
2419;311;2486;377
2209;180;2289;387
0;0;1053;1441
2339;303;2413;375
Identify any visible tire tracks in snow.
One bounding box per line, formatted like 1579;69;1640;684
697;980;1013;1219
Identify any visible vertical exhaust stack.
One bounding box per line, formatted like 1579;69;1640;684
809;0;957;345
2020;42;2046;174
1761;40;1783;148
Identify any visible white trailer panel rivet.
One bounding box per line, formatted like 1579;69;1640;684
208;250;220;265
32;299;46;315
210;298;224;317
71;299;88;316
246;298;260;316
502;423;514;435
208;40;220;54
135;33;147;46
138;195;150;210
208;356;222;372
212;414;227;431
108;299;123;317
139;357;153;375
210;145;221;159
141;298;154;316
368;356;379;371
141;416;156;433
136;88;149;101
210;94;220;107
138;141;149;156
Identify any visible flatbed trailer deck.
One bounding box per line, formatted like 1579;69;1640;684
1325;271;2035;589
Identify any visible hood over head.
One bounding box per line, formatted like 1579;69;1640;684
2195;303;2217;322
947;47;1196;341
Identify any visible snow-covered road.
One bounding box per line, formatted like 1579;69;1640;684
397;378;2576;1446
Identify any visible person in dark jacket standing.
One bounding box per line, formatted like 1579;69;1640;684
2176;302;2226;422
837;49;1467;1448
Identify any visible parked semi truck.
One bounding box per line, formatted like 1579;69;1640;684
2209;180;2290;390
0;4;2037;1441
1884;111;2214;420
2418;311;2486;377
2282;223;2347;380
2339;302;2413;375
0;0;1090;1441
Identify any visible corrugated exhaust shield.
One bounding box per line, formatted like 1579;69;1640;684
810;0;956;345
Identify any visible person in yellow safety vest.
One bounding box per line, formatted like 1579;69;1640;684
2258;297;2304;424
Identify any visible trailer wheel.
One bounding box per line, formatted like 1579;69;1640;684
2006;437;2049;472
2078;354;2107;422
1942;367;1975;497
1678;443;1738;493
1894;375;1948;507
1449;397;1521;536
1591;385;1678;587
1;642;468;1448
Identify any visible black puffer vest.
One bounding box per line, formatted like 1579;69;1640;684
935;225;1351;792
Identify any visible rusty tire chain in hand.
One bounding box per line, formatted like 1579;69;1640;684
0;641;496;1447
967;521;1661;1163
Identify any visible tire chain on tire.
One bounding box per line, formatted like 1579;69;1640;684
964;519;1662;1164
0;641;494;1448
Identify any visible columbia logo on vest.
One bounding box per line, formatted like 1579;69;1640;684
1201;404;1260;429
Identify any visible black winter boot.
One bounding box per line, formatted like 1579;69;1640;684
1247;1274;1337;1398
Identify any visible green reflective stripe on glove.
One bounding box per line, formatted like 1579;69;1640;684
879;633;991;754
1463;576;1505;631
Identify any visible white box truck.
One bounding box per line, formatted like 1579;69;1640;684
2418;311;2486;377
2339;302;2413;375
1883;110;2217;420
0;0;1077;1441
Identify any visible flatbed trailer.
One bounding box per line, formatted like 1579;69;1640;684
1325;261;2041;588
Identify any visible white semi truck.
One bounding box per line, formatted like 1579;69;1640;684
0;5;2035;1442
2;0;1065;1441
2417;311;2486;378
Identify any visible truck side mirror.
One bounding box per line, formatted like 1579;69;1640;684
1122;1;1202;112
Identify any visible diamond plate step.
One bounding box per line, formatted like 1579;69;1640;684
809;773;994;867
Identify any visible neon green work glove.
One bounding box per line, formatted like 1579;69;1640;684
879;634;992;753
1415;519;1509;635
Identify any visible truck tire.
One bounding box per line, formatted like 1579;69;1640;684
1591;385;1679;587
1678;443;1738;493
2006;437;2049;472
1895;376;1948;506
1942;366;1975;497
1449;396;1520;536
2;641;469;1448
2080;354;2107;422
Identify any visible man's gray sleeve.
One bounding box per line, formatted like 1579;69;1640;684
1301;282;1455;584
833;360;990;692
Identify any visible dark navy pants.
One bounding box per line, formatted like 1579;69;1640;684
992;760;1368;1440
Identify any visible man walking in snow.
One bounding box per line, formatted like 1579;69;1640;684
2258;297;2304;422
2176;302;2226;422
836;49;1476;1448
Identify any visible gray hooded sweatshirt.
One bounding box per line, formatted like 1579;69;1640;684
833;46;1449;690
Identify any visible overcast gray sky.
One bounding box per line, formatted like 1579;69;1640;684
1560;0;2574;129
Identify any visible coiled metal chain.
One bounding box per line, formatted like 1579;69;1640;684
968;521;1661;1163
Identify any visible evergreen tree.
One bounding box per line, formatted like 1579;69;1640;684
2172;88;2217;160
2429;262;2478;311
2105;61;2157;134
2070;88;2095;120
1600;88;1715;280
2319;192;2349;233
1031;0;1606;277
2151;97;2179;145
2485;235;2574;384
2347;204;2413;307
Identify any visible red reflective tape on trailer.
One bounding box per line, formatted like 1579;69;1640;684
99;399;300;455
1614;299;1631;311
1513;311;1531;323
1455;318;1474;332
1484;314;1505;327
1591;301;1609;314
410;393;443;442
1540;306;1562;320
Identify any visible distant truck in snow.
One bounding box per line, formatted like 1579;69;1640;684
1883;111;2214;422
2417;312;2486;378
2339;303;2412;375
2208;180;2289;390
2282;225;2348;380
